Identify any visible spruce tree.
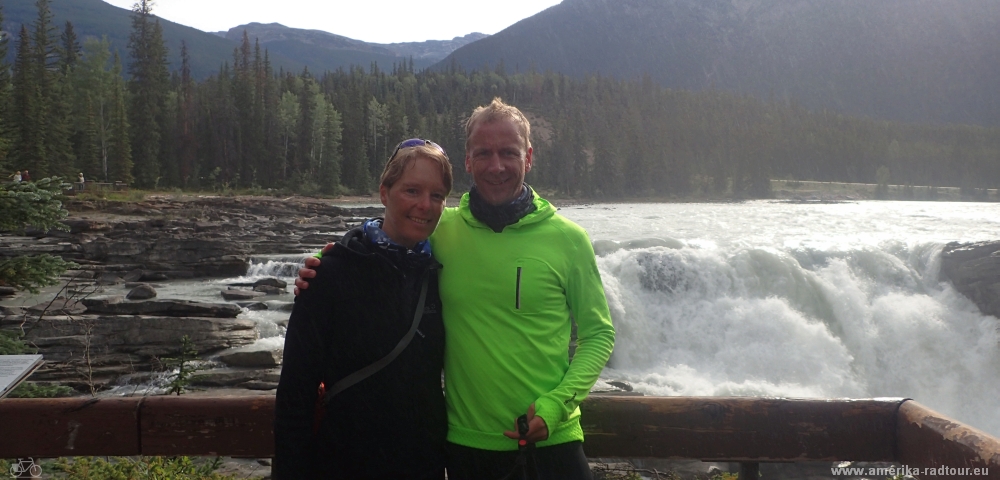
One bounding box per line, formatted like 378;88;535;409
9;25;46;176
176;41;197;186
59;21;80;74
127;0;169;188
0;178;73;293
107;53;133;184
0;3;11;171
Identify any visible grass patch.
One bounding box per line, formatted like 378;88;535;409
0;456;238;479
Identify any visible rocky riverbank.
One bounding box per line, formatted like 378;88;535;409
0;195;380;391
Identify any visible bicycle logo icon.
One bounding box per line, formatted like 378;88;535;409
8;458;41;478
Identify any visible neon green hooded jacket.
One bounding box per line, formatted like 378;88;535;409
431;191;616;451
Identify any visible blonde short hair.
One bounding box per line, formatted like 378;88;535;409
465;97;532;153
380;143;453;195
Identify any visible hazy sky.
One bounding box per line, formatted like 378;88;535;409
100;0;563;44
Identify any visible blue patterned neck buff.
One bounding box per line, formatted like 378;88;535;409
362;218;432;256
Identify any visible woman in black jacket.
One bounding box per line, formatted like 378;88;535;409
274;139;453;480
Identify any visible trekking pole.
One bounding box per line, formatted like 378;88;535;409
516;414;538;480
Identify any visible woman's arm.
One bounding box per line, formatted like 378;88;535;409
273;270;331;479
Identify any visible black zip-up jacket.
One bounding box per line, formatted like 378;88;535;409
274;226;446;479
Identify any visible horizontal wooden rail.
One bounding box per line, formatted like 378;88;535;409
1;396;998;478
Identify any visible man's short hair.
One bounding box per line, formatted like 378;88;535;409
465;97;532;153
380;144;454;195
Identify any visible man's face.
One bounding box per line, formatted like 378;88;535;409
465;119;532;206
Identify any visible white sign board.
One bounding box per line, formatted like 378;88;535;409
0;355;43;399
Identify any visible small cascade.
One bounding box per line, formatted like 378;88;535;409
244;254;315;279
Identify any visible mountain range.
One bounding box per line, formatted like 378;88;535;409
0;0;483;77
213;23;485;71
3;0;999;126
437;0;1000;126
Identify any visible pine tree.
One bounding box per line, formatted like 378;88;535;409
0;178;73;293
176;41;197;186
0;3;11;171
107;53;133;184
127;0;170;187
9;25;47;176
59;21;80;75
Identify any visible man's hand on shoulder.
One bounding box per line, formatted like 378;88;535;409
293;243;335;295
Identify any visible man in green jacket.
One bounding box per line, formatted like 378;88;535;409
299;98;615;479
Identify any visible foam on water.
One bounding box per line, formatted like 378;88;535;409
587;212;1000;435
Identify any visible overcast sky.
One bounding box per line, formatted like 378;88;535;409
100;0;562;44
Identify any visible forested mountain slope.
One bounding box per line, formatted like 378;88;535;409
438;0;1000;126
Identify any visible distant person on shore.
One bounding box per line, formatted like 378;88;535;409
9;171;21;183
78;172;85;184
21;170;30;182
274;139;452;479
297;98;615;480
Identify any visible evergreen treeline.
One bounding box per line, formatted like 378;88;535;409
1;1;998;198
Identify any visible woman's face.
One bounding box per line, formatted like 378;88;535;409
379;156;448;249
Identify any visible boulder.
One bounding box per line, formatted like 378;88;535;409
126;284;157;300
221;289;267;301
0;286;17;297
941;241;1000;318
123;269;144;282
84;299;242;318
190;368;267;387
253;278;287;289
253;284;286;295
141;271;170;281
219;349;283;368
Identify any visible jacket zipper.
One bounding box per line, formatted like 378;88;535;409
516;267;522;309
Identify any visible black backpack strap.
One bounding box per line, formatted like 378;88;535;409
322;272;429;405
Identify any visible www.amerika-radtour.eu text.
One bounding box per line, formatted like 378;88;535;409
831;465;989;477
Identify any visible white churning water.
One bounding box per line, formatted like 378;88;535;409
559;200;1000;436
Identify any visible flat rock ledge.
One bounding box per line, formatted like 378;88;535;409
0;313;257;390
940;240;1000;319
82;297;242;318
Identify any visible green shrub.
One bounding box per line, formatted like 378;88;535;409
8;382;76;398
51;456;237;479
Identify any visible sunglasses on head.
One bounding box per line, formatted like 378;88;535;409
389;138;448;162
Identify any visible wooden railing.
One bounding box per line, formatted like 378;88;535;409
1;396;998;478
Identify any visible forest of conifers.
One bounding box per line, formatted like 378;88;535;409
1;1;998;198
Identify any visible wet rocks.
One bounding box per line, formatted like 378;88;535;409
253;284;286;295
941;241;1000;319
219;349;283;368
26;297;87;316
3;314;257;388
190;367;281;390
253;278;287;289
126;284;157;300
82;298;243;318
221;289;267;301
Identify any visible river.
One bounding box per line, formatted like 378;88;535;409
116;200;1000;437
